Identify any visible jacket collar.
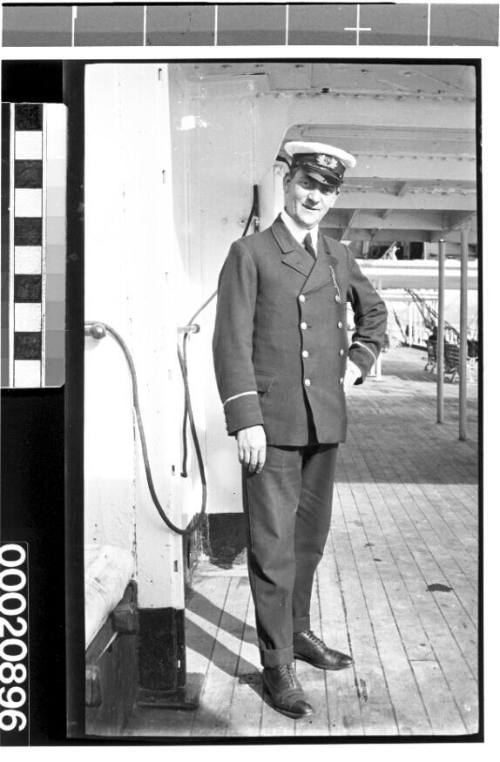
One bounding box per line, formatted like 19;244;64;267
271;216;311;276
271;216;340;292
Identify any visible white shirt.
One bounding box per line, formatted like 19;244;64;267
281;210;318;255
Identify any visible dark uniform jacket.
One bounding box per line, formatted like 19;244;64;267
213;216;387;445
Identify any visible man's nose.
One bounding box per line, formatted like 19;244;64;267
307;187;321;203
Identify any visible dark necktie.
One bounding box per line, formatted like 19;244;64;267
303;233;316;260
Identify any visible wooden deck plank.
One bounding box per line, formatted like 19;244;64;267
348;448;478;677
374;477;476;685
378;477;478;599
124;573;232;738
225;578;264;737
316;530;364;736
412;660;468;735
332;487;399;735
338;476;435;663
382;471;478;582
353;445;479;677
351;432;477;599
349;425;477;577
369;530;478;734
365;432;477;546
365;477;476;669
337;472;475;735
188;573;232;736
338;477;433;735
191;575;253;737
294;577;330;737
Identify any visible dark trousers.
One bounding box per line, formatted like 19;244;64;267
242;443;338;667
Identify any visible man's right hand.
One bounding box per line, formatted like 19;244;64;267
236;425;266;474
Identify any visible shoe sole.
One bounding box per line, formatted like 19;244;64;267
262;685;313;720
294;653;353;671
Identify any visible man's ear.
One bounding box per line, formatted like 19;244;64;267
283;172;291;192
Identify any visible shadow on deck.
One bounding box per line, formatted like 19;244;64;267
125;346;479;739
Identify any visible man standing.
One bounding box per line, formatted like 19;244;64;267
213;142;387;719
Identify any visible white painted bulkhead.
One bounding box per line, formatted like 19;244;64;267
84;64;192;609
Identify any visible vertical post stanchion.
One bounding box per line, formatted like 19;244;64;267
377;277;383;378
459;226;469;441
437;239;445;423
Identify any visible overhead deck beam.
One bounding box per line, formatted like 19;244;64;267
329;228;478;245
348;156;475;182
298;125;475;156
336;192;476;212
275;93;476;132
447;211;477;230
430;228;477;244
328;210;472;231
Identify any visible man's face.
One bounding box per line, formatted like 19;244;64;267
283;168;340;230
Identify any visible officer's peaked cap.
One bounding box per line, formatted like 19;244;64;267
284;141;356;186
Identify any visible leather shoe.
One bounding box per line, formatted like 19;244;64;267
262;664;313;719
293;630;353;671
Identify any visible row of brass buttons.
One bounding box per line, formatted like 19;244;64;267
299;293;346;389
300;320;344;330
299;293;342;304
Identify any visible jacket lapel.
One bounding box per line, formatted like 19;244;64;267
271;217;343;292
302;234;336;294
271;217;313;278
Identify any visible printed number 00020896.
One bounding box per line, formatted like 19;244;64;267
0;544;28;733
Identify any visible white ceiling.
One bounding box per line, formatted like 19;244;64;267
185;62;476;99
184;62;478;245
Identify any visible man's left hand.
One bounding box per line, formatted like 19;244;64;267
344;358;362;388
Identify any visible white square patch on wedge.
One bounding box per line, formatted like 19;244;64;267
15;130;43;160
15;188;43;217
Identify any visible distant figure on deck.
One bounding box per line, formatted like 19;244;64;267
213;141;387;719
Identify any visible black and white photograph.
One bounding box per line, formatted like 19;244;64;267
1;0;497;750
79;55;480;740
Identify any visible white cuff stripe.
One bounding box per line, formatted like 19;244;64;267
351;341;377;364
223;390;257;407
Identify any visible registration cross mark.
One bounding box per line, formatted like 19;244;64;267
344;4;372;45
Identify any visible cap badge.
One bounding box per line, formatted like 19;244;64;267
316;154;340;169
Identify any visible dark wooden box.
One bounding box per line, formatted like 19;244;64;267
85;580;138;736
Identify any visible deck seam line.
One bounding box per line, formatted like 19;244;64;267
348;431;479;664
344;432;478;729
336;487;401;734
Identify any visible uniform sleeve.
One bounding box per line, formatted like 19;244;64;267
346;248;388;381
212;240;264;435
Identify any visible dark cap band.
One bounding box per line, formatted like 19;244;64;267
291;152;346;185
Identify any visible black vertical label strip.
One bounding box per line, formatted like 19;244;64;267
1;103;10;387
0;390;65;744
63;61;85;740
0;542;30;746
2;61;66;745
